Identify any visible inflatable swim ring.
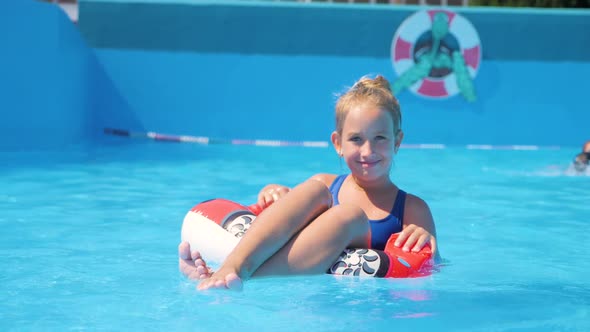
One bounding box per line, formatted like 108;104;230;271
181;198;434;278
391;9;481;99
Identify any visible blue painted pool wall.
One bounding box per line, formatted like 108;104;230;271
93;51;589;146
0;0;140;151
2;1;589;150
77;1;589;147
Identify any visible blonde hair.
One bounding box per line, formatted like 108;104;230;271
334;75;401;135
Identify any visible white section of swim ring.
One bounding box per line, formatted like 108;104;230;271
397;11;431;43
181;211;239;265
449;15;481;50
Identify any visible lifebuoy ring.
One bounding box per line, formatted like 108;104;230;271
391;9;481;99
181;198;433;278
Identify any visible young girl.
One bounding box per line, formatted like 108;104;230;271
179;75;439;290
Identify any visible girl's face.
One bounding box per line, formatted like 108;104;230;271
332;104;402;182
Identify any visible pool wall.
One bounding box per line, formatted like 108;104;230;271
0;0;140;150
1;0;589;150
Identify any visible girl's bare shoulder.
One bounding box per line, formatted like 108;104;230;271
309;173;339;188
404;192;432;213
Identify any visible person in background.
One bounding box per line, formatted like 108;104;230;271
179;74;440;290
573;140;590;172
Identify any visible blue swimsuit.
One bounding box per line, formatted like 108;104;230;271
329;174;406;251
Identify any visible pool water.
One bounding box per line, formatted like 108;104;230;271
1;141;588;331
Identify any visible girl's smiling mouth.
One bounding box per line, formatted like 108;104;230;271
359;160;380;168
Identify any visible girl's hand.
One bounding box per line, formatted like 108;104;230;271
257;184;291;209
394;224;437;256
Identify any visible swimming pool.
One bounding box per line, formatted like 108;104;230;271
1;141;588;331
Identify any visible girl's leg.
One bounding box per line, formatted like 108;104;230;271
182;203;369;283
197;178;334;290
253;203;369;277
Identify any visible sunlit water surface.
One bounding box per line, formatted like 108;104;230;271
1;142;588;331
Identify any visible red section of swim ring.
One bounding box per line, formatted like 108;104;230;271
190;199;247;225
418;78;448;97
394;37;413;62
462;45;480;70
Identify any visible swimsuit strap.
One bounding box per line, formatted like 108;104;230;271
329;174;347;205
391;189;407;226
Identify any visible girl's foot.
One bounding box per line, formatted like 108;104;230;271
178;241;213;280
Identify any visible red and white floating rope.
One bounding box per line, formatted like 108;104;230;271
104;128;329;148
104;128;561;150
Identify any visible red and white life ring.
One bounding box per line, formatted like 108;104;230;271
391;9;481;99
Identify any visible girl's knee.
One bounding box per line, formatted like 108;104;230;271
301;178;332;204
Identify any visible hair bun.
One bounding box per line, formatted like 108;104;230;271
353;75;392;93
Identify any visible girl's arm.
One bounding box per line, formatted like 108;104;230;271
395;194;441;261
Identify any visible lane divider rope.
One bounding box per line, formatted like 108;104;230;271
104;128;561;150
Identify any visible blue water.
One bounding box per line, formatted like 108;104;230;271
1;142;589;331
